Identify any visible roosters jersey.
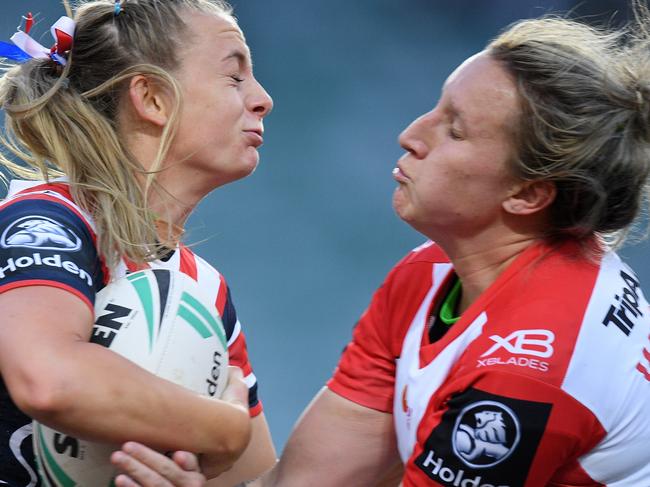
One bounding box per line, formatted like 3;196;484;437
328;240;650;486
0;180;261;487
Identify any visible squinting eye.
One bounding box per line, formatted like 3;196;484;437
230;75;245;83
449;128;463;140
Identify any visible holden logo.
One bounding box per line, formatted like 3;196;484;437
1;216;81;251
452;401;520;468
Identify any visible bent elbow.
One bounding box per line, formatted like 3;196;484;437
9;376;71;423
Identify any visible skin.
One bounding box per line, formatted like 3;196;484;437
119;50;558;487
0;10;275;487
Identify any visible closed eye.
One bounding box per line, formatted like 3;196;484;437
449;128;464;140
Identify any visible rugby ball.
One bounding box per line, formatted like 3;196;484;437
33;269;229;486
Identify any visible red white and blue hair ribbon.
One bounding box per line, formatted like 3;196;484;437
0;13;76;66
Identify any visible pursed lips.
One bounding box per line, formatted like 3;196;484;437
392;163;409;182
243;128;264;147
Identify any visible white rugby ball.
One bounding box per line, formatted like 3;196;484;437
33;268;229;486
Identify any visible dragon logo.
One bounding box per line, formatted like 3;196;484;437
1;216;81;251
452;400;520;468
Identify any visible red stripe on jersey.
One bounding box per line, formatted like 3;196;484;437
179;245;198;281
216;273;227;317
0;279;94;314
124;257;149;273
4;193;89;234
249;401;263;418
228;334;253;376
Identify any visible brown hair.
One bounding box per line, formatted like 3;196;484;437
488;5;650;247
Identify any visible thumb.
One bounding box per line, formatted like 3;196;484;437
220;366;248;408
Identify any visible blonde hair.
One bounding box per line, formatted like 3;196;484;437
0;0;234;269
487;3;650;247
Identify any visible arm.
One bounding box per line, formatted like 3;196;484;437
0;286;250;461
259;387;399;487
207;412;276;486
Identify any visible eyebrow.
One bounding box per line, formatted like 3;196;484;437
221;49;251;68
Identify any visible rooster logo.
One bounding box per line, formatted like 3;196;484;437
1;216;81;251
452;401;520;468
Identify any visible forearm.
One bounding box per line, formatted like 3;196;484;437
10;340;250;456
259;388;399;487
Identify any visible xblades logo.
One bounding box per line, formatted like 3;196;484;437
480;330;555;359
1;215;81;251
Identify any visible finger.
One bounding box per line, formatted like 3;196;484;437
114;443;206;486
114;473;142;487
171;451;201;471
111;450;173;487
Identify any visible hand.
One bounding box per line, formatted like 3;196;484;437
111;442;206;487
200;366;251;479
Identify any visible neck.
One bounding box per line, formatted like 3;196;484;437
432;225;541;314
125;131;208;233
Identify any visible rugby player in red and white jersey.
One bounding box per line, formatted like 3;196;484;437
255;8;650;487
0;0;275;486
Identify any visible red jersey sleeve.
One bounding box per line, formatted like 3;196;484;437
328;277;397;412
329;243;446;412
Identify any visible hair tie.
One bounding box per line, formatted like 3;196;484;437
115;0;122;16
0;13;75;66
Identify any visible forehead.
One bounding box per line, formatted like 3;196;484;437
443;52;519;133
182;12;250;61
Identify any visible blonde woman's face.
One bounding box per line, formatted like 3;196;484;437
168;12;273;190
392;52;520;241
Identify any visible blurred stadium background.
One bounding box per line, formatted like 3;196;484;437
0;0;638;451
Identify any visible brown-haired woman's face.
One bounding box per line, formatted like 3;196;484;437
167;12;273;190
392;52;521;240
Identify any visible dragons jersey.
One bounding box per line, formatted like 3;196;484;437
0;180;261;487
328;240;650;487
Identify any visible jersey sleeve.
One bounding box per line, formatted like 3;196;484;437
0;197;102;311
327;274;399;413
404;370;605;487
220;285;262;417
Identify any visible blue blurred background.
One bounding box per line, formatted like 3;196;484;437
0;0;638;452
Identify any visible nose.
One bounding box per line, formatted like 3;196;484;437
398;110;434;159
249;78;273;118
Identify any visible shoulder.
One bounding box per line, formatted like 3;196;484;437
1;181;95;235
383;240;451;291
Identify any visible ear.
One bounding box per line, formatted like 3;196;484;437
127;75;171;127
503;180;556;216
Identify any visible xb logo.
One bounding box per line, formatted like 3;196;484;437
481;329;555;358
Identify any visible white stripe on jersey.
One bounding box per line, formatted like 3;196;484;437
244;372;257;388
9;424;38;487
561;252;650;485
194;253;221;305
228;320;242;347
